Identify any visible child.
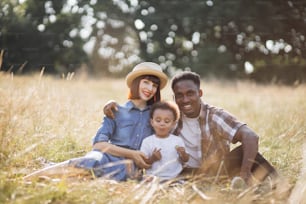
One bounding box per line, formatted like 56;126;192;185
140;101;189;181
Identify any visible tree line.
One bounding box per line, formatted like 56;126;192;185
1;0;306;84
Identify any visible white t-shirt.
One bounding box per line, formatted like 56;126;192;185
140;134;186;180
179;115;202;168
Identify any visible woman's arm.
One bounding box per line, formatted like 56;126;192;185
93;142;151;169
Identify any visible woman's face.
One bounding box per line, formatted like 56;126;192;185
138;78;158;101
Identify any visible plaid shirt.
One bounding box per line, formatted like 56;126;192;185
174;102;245;173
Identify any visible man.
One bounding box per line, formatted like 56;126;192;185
171;71;277;185
104;71;278;185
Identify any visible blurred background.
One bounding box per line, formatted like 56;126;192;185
1;0;306;84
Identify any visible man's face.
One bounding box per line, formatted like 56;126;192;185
173;79;202;118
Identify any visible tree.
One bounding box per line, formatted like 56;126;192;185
134;0;306;83
0;0;87;74
1;0;306;83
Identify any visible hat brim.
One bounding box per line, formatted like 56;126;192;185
126;69;168;89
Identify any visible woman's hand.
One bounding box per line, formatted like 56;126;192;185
131;150;151;169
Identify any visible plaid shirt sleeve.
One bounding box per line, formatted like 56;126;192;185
208;105;245;142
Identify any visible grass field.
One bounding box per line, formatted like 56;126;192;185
0;72;305;203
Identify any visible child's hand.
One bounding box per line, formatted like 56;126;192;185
176;146;189;163
175;145;185;154
151;148;162;162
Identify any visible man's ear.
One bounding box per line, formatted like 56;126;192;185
199;89;203;97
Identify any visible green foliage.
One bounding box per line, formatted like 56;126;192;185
0;176;68;204
0;174;18;203
0;0;87;74
1;0;306;83
136;0;306;83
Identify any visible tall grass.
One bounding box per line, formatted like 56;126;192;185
0;72;305;203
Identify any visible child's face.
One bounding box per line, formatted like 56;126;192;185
150;108;176;138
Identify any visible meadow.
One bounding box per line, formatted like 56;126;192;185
0;71;305;204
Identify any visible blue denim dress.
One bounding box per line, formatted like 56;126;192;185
72;101;153;181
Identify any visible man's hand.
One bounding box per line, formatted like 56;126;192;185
240;170;258;186
176;146;189;163
234;125;259;186
103;100;118;119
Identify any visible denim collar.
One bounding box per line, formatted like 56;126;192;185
126;100;150;111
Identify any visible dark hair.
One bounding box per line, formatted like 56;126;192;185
128;75;161;105
150;101;180;122
171;71;201;91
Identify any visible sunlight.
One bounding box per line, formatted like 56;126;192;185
139;31;148;42
192;32;200;44
165;37;174;45
183;40;193;50
135;19;145;30
83;37;95;54
244;61;254;74
37;24;45;32
266;39;292;54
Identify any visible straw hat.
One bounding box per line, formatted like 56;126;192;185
125;62;168;89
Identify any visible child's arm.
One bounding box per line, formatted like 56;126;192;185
176;146;189;163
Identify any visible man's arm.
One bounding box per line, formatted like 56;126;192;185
93;142;151;169
232;125;259;184
103;100;118;119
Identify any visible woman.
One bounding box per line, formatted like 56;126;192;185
24;62;168;181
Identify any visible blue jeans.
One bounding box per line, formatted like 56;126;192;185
69;150;135;181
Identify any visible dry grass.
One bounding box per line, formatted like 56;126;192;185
0;71;305;203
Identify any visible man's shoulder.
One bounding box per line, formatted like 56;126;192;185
205;103;232;118
205;103;224;113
